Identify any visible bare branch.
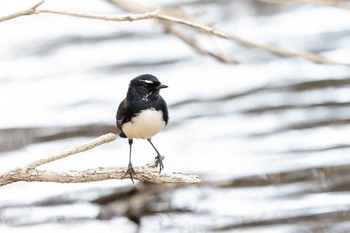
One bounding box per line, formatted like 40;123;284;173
0;133;201;187
37;9;160;22
1;0;349;66
3;158;200;186
0;0;159;23
0;0;44;22
152;12;348;66
27;133;117;169
108;0;239;64
108;0;350;66
163;24;239;64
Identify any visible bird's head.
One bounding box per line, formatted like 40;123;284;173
128;74;168;101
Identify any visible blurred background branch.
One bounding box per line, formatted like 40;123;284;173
0;0;44;22
1;0;349;65
108;0;350;66
260;0;350;10
0;0;161;23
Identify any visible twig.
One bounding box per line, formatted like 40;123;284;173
0;0;160;23
152;12;348;65
27;133;117;169
164;24;239;64
108;0;239;64
260;0;350;11
3;0;236;64
108;0;350;66
0;133;201;187
37;9;161;22
1;0;349;66
0;0;44;22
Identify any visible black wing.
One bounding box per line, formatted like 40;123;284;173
116;98;127;138
158;96;169;125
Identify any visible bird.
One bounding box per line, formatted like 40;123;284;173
116;74;169;183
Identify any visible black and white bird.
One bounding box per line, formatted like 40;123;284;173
116;74;169;183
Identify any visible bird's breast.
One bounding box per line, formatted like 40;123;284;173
122;108;165;139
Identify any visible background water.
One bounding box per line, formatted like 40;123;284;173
1;0;350;232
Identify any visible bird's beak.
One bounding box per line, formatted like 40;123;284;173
156;84;168;90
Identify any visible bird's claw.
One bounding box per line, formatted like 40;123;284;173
123;163;137;184
155;155;164;174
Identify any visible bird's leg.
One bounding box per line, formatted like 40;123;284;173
123;139;136;183
147;138;164;173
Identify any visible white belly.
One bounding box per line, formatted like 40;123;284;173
122;109;165;139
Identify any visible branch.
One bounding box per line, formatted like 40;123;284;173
0;0;237;64
2;158;200;185
27;133;117;168
163;24;239;64
152;12;348;65
108;0;239;64
1;0;349;66
0;0;44;22
108;0;350;66
0;0;160;23
0;133;201;187
37;9;161;22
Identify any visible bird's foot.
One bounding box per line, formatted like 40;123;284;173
155;155;164;174
123;163;137;184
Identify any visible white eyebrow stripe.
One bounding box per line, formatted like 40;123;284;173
140;79;153;84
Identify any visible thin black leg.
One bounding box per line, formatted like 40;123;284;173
147;138;164;173
123;139;136;183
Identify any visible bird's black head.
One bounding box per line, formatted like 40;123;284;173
127;74;168;101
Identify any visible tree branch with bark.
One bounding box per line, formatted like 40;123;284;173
0;133;201;187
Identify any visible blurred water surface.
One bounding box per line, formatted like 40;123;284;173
1;0;350;232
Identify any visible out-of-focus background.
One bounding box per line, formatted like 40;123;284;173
1;0;350;232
